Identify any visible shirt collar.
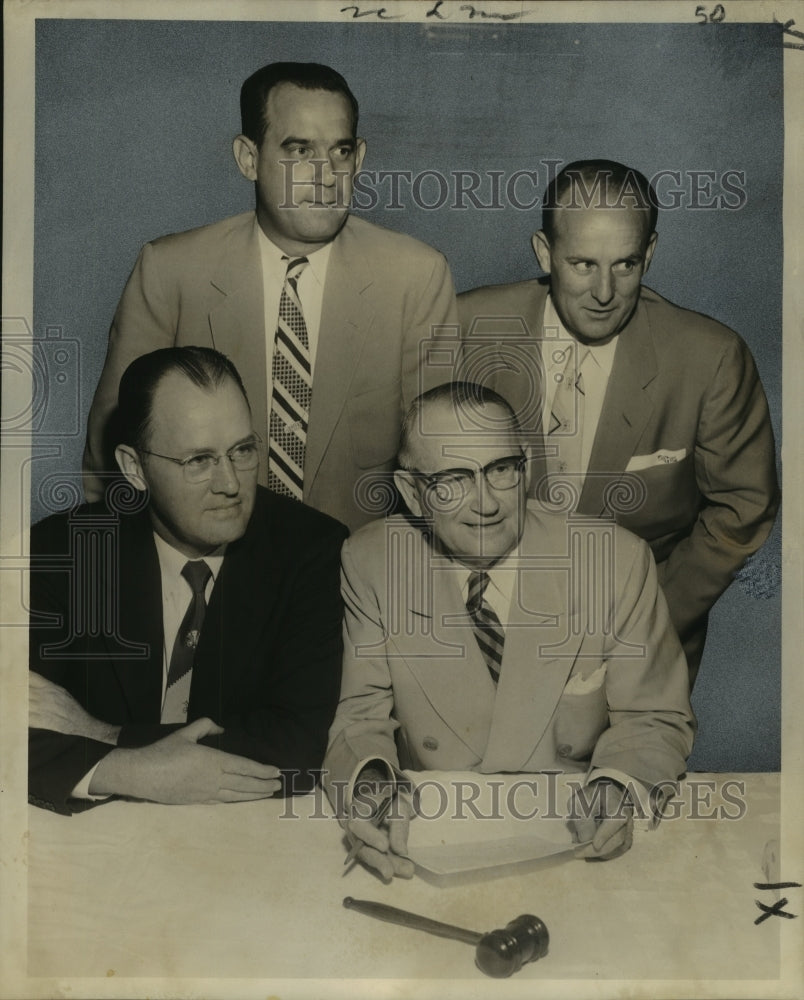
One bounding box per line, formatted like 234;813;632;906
153;532;225;591
544;294;619;376
255;219;332;287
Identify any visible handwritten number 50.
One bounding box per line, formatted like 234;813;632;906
695;5;726;22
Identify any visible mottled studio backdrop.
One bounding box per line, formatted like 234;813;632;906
32;19;783;770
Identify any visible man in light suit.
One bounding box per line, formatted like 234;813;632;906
458;160;778;682
323;383;695;876
83;62;457;530
31;347;347;815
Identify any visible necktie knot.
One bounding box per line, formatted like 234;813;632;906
283;256;309;285
466;570;491;613
181;559;212;596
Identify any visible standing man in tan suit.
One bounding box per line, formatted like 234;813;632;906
458;160;778;683
83;62;457;530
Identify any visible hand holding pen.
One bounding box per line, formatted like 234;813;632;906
343;785;415;882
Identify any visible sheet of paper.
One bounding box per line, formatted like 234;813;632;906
402;770;590;875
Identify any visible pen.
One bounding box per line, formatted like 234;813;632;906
343;792;395;867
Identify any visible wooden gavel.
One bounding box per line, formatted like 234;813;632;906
343;896;549;977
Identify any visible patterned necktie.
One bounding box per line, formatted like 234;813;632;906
162;560;212;724
546;344;587;485
466;570;505;683
268;256;311;500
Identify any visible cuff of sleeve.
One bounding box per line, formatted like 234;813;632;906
70;761;112;802
586;767;678;827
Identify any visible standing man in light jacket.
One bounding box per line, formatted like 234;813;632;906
84;61;457;531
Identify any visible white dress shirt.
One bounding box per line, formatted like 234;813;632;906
540;295;619;476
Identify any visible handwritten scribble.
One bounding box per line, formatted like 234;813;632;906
754;898;797;924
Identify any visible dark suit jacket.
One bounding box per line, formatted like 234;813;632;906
29;486;348;814
458;281;779;679
82;213;458;530
324;512;694;803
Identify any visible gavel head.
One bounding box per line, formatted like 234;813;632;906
474;914;549;978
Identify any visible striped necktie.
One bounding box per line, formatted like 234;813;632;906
268;256;311;500
162;559;212;723
466;570;505;683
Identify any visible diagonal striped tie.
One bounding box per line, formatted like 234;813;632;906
268;256;311;500
466;570;505;683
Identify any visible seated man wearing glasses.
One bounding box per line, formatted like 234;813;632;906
29;346;347;814
323;381;694;870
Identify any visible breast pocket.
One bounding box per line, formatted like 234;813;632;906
348;382;403;469
619;453;700;539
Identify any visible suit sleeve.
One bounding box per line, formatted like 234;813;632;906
403;252;459;406
322;535;401;811
658;335;779;649
591;535;696;791
83;242;180;501
28;524;117;815
201;520;349;795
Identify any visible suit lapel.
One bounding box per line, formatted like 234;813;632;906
305;219;375;491
481;514;582;772
392;527;495;760
207;218;268;437
106;512;163;722
189;505;271;718
579;296;658;515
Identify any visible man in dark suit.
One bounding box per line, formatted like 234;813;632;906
30;347;347;815
83;61;458;530
458;160;779;682
323;383;694;877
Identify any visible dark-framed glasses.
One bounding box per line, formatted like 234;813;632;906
139;434;262;484
406;454;527;507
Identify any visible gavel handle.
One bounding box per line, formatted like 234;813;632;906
343;896;481;946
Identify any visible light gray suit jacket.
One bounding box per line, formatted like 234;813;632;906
83;212;458;530
323;511;695;801
458;280;779;678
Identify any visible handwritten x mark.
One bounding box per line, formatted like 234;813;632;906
754;898;797;924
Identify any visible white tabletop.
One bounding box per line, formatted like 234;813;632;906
26;772;784;994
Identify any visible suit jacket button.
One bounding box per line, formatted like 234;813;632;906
422;736;439;752
557;744;572;757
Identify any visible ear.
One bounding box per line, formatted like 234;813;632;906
393;469;422;518
532;231;552;275
233;134;258;182
522;443;534;493
354;137;367;173
643;231;658;273
115;445;148;493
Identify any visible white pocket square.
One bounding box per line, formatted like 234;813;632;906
625;448;687;472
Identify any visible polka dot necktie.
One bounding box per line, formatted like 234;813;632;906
268;256;312;500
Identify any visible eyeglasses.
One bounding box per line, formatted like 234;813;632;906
405;454;527;507
139;436;261;483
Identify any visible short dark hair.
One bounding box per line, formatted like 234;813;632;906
240;61;359;147
398;381;522;470
117;347;249;452
541;159;658;244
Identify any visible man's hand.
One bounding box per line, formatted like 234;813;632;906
29;672;120;744
89;717;282;804
569;780;634;861
344;793;415;882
